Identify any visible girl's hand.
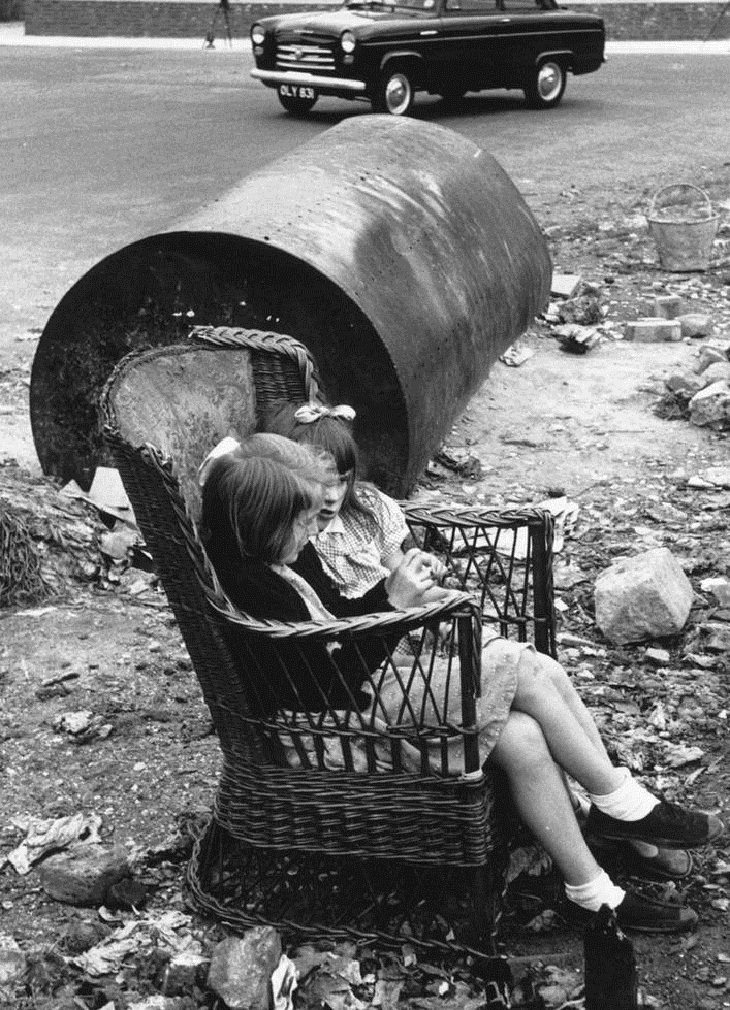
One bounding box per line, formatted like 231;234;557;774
384;547;438;609
418;552;448;582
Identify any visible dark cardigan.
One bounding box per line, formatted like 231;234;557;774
207;540;395;713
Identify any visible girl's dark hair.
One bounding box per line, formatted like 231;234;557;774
201;453;320;567
262;402;375;520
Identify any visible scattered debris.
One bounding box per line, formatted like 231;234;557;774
555;324;601;354
500;344;535;367
52;709;113;743
688;465;730;488
700;576;730;607
434;448;483;480
61;466;137;528
0;934;26;988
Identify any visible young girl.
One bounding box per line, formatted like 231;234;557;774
262;401;415;598
199;437;723;935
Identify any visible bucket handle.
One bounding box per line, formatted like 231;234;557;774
649;184;714;221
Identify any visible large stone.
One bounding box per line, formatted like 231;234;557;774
694;345;729;374
664;370;704;396
689;381;730;428
594;548;694;645
700;361;730;387
207;928;282;1010
39;843;130;906
624;319;681;343
677;313;713;338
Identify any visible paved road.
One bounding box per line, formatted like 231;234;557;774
1;44;728;368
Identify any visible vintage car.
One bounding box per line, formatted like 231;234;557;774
250;0;605;116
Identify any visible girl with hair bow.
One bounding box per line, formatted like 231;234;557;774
262;400;447;601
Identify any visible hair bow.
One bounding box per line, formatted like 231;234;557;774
197;435;241;487
294;403;356;425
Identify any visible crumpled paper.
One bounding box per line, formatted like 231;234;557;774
5;812;103;875
71;909;207;978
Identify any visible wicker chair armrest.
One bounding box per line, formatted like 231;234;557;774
401;501;554;535
207;589;478;641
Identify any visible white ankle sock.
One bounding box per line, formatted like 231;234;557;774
589;768;659;821
565;869;626;913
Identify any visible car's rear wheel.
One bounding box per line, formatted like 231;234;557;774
372;67;415;116
524;59;566;109
278;91;318;116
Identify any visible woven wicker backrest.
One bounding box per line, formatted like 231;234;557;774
100;328;322;760
103;345;257;525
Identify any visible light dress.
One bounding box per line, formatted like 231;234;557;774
272;563;531;777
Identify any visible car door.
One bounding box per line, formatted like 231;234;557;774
435;0;511;92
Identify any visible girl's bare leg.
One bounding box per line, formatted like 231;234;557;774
509;650;624;796
491;712;602;885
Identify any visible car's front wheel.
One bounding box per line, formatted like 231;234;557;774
524;59;566;109
372;67;415;116
277;91;319;116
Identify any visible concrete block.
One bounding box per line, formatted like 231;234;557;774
594;547;694;645
551;273;582;298
653;295;684;319
624;319;682;343
689;381;730;428
678;313;713;338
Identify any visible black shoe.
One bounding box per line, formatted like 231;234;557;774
585;801;725;849
567;890;698;934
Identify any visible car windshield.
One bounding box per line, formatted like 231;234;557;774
345;0;432;10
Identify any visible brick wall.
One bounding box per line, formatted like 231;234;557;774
21;0;730;39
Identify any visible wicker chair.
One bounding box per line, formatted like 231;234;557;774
99;325;556;963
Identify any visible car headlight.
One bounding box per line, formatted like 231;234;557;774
251;24;266;45
340;31;356;54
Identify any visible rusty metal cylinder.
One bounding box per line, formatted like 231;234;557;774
31;116;551;495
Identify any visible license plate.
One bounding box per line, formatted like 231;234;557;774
279;84;316;100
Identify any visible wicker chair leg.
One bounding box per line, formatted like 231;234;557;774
185;816;510;961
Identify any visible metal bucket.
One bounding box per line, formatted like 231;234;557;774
647;184;720;272
31;117;551;496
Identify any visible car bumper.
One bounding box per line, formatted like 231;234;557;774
251;69;367;94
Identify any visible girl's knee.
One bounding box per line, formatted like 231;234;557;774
513;651;558;707
493;712;549;773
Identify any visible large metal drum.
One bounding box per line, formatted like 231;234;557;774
31;116;551;496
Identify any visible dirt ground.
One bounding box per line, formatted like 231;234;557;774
1;166;729;1009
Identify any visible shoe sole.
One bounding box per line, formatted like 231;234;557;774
623;855;694;882
587;824;724;850
565;908;699;934
618;914;698;934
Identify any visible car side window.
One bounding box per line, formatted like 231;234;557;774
444;0;497;11
502;0;558;8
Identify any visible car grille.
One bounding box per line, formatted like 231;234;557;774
275;41;336;72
